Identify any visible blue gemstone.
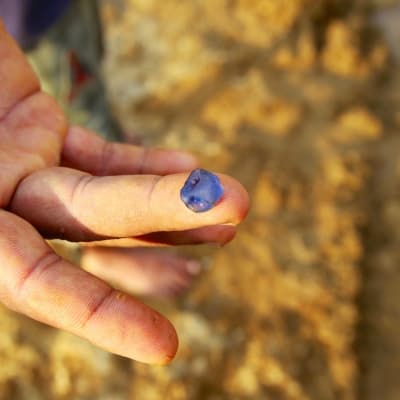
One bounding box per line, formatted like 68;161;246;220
180;169;224;212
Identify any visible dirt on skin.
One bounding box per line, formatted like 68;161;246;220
1;0;400;399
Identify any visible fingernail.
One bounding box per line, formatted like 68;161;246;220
156;353;176;366
180;169;224;212
186;260;202;275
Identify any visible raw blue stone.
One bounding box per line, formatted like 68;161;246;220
180;169;224;212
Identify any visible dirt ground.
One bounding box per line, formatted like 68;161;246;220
1;0;400;399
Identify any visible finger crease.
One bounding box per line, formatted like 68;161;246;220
0;86;40;124
146;175;162;213
16;251;61;297
70;174;95;210
80;288;115;329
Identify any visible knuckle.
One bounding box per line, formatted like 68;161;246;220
15;251;61;300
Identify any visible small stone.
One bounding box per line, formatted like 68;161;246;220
180;169;224;212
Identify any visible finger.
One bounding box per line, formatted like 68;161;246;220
11;167;249;241
0;89;67;208
0;21;66;207
0;19;39;120
81;247;202;298
81;225;237;247
61;126;198;175
0;210;178;364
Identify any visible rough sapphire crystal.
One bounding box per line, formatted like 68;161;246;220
180;169;224;212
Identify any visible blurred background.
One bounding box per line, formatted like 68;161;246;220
1;0;400;399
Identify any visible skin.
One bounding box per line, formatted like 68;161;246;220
0;21;249;364
81;247;204;298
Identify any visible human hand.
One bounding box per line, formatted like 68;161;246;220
0;21;249;364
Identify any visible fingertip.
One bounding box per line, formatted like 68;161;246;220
154;324;179;365
235;183;250;223
138;313;179;365
110;293;179;364
214;173;250;225
140;171;250;234
204;224;237;245
157;352;177;366
218;224;237;245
